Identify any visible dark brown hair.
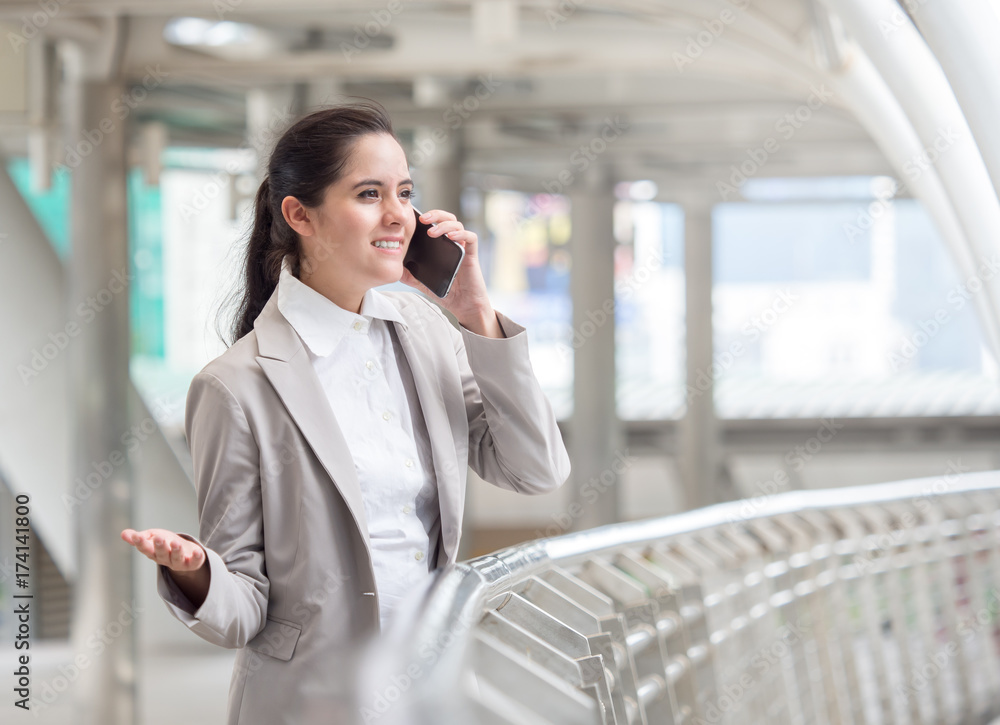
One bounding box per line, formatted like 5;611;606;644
224;100;397;345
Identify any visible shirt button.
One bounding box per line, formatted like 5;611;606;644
403;504;412;514
352;321;362;331
414;551;424;561
366;360;375;370
404;459;414;468
382;411;391;421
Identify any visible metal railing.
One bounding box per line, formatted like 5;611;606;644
352;471;1000;725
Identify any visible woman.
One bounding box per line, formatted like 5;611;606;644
120;101;570;724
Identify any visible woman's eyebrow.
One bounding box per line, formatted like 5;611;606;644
351;178;414;189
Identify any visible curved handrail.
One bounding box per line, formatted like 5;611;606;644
353;471;1000;725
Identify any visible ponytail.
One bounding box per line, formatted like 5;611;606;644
229;177;299;342
221;99;398;346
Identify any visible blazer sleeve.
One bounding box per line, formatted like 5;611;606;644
155;371;269;649
423;298;571;494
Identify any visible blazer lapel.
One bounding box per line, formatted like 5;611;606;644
391;314;463;565
252;292;372;562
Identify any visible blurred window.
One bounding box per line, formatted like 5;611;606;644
479;190;572;418
713;179;998;418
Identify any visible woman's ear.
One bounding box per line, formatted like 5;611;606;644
281;196;314;237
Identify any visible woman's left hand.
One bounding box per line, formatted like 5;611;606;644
401;209;504;338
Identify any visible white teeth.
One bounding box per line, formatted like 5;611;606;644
373;240;401;249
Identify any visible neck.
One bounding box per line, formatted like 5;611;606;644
299;269;365;314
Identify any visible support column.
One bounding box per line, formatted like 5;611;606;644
567;165;622;531
246;85;302;178
411;125;463;216
909;0;1000;204
65;62;135;724
411;126;469;559
410;75;464;216
826;0;1000;363
679;198;719;510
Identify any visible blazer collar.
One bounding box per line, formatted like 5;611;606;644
388;314;464;565
252;285;464;567
275;255;407;358
253;288;373;563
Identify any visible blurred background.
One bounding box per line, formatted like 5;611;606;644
2;0;1000;722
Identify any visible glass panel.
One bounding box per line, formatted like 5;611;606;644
479;190;573;419
136;151;253;425
713;190;999;418
6;158;70;258
615;201;685;420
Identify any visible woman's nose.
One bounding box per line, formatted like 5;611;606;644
383;195;409;225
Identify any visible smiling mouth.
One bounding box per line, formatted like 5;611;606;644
371;240;402;250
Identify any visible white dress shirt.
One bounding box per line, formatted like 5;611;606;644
276;255;440;631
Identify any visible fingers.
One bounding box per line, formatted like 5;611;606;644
418;209;456;225
121;528;204;571
425;220;465;239
121;528;155;557
167;539;201;570
153;535;169;562
416;210;478;251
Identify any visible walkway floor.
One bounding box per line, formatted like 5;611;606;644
14;640;233;724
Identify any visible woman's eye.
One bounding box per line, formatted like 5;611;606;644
401;189;414;200
360;189;380;199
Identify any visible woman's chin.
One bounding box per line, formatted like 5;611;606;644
371;263;405;288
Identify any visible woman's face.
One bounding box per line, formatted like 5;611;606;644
296;132;416;305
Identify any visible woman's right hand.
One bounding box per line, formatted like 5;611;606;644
122;528;211;608
121;528;206;572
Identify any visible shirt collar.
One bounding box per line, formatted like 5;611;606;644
276;255;407;357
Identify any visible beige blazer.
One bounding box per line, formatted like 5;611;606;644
156;286;570;725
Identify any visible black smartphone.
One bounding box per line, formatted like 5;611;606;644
403;207;466;298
